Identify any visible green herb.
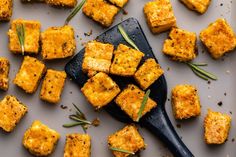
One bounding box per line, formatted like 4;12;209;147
16;24;25;55
186;62;217;81
64;0;86;25
136;89;151;122
110;147;135;155
118;25;140;51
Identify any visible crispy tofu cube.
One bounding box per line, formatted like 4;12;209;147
180;0;211;14
143;0;176;34
115;84;157;121
82;0;120;27
200;19;236;59
108;0;129;7
41;25;76;60
108;125;145;157
8;19;41;55
134;59;164;90
110;44;144;77
0;57;10;91
14;56;46;93
204;109;231;144
23;120;60;156
82;41;114;77
40;69;67;104
163;27;197;62
81;72;120;109
171;84;201;119
0;0;12;21
0;95;27;132
64;134;91;157
45;0;77;7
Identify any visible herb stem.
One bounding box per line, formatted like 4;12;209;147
69;115;92;124
63;122;85;128
137;89;151;122
110;147;135;155
191;68;209;80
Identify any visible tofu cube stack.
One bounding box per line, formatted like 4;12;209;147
0;95;27;132
0;57;10;91
143;0;176;34
0;0;12;21
204;109;231;144
108;125;145;157
23;120;60;156
64;134;91;157
180;0;211;14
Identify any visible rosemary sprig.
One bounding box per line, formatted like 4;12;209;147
118;25;140;51
64;0;86;25
186;62;217;81
16;24;25;55
136;89;151;122
110;147;135;155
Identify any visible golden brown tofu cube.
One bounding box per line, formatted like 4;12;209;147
200;19;236;59
81;72;120;109
46;0;77;8
82;41;114;77
115;84;157;121
134;59;164;90
41;25;76;60
108;0;128;7
163;27;197;62
8;19;41;55
204;109;231;144
40;69;67;104
171;84;201;119
110;44;144;77
14;56;46;93
82;0;120;27
23;120;60;156
64;134;91;157
0;0;12;21
0;57;10;91
143;0;176;34
0;95;27;132
180;0;211;14
108;125;145;157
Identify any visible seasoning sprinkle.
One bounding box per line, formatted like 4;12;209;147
110;147;135;155
136;89;151;122
16;23;25;55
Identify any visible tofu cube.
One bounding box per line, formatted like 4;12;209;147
143;0;176;34
82;0;120;27
163;27;197;62
115;84;157;121
107;0;129;7
41;25;76;60
0;95;27;132
171;84;201;119
200;19;236;59
14;56;46;93
81;72;120;109
110;44;144;77
64;134;91;157
204;109;231;144
134;58;164;90
23;120;60;156
40;69;67;104
45;0;77;8
82;41;114;77
108;125;145;157
0;57;10;91
0;0;12;21
180;0;211;14
8;19;41;54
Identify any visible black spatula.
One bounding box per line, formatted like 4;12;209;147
65;18;194;157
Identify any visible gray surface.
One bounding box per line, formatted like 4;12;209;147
0;0;235;156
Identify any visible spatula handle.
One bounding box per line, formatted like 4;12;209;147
141;107;194;157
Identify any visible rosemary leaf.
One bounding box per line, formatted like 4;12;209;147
187;63;217;80
73;103;85;117
63;122;85;128
191;68;209;80
118;25;140;51
110;147;135;155
64;0;86;25
192;63;208;66
69;115;92;125
136;89;151;122
16;24;25;55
